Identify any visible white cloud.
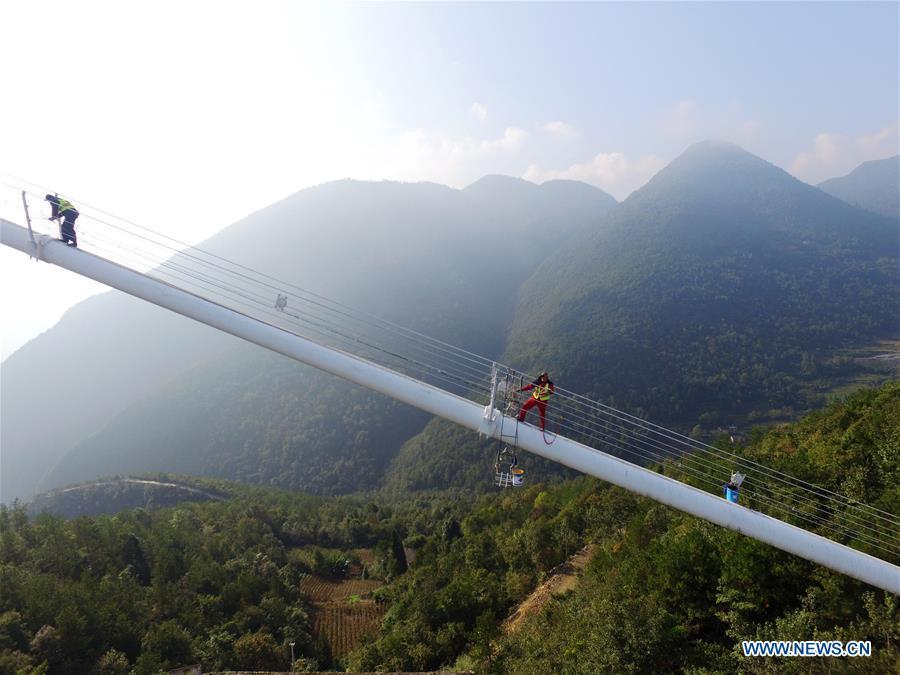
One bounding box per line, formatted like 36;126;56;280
471;102;487;121
523;151;665;201
365;126;530;187
543;121;577;138
490;126;528;150
790;120;900;183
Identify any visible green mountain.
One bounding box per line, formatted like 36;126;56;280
42;346;431;495
16;178;615;499
818;154;900;219
4;383;897;673
504;141;899;429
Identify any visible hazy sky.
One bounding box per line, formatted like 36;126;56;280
1;1;898;358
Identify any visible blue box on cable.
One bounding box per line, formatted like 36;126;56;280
724;485;739;503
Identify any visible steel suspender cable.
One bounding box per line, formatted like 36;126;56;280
82;232;494;398
0;174;499;377
541;394;899;546
548;391;900;536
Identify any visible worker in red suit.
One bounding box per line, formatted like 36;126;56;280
517;371;555;430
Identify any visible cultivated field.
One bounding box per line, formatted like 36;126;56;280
299;575;384;602
299;554;387;660
312;600;388;658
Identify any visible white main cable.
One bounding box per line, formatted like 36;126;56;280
4;181;897;556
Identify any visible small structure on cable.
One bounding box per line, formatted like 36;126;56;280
723;472;745;503
45;194;79;247
275;293;288;311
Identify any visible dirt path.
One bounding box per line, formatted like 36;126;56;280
501;543;596;635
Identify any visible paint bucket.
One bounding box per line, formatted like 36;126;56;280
512;467;525;487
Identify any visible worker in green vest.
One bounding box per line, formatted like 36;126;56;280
45;194;80;247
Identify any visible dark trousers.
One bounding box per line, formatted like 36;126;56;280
60;209;79;246
518;397;547;429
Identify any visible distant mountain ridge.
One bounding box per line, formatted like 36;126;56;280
503;141;898;427
818;155;900;219
376;144;900;493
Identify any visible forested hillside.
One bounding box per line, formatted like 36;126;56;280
4;383;897;673
44;347;430;495
5;178;615;501
356;384;900;673
506;141;899;430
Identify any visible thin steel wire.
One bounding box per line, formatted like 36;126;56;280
3;180;897;556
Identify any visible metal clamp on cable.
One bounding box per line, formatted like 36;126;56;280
31;234;52;262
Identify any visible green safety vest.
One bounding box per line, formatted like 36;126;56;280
532;383;552;402
58;198;75;213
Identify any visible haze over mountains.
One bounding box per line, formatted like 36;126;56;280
817;154;900;219
2;179;615;502
3;142;897;503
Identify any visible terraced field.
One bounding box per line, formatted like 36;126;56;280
312;599;388;658
299;575;383;602
300;561;387;659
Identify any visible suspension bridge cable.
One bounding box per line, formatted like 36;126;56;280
542;393;900;541
80;229;496;398
2;175;499;376
554;382;900;525
545;383;900;529
42;197;900;544
4;180;897;555
534;400;898;549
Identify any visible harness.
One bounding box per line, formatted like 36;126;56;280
532;382;552;402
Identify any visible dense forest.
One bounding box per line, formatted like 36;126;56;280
3;382;896;673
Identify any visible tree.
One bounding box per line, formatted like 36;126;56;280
139;620;192;671
95;649;130;675
315;631;333;670
121;533;151;585
234;631;284;671
29;625;62;672
391;529;408;576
